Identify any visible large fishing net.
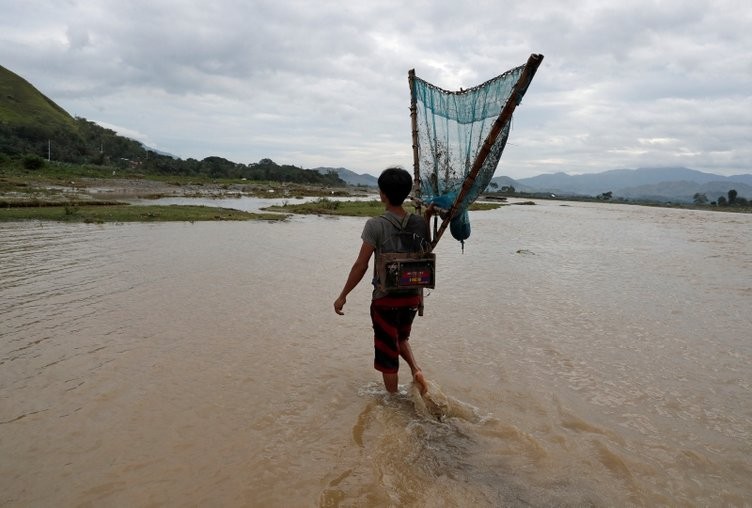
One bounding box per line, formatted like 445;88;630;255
410;54;543;249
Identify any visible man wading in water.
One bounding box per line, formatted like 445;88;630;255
334;167;430;395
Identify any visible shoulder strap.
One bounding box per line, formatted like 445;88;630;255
380;213;411;231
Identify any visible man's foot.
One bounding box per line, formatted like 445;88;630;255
413;370;428;396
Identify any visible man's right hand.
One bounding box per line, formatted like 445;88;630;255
333;296;346;315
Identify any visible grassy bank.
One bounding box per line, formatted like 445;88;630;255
265;198;383;216
0;204;286;223
0;163;362;199
264;197;504;216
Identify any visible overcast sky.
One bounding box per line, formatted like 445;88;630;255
1;0;750;178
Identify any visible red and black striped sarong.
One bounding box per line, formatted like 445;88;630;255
370;293;422;374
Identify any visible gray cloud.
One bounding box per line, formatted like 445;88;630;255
1;0;750;177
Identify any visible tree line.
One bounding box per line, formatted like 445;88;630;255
694;190;748;207
0;117;344;186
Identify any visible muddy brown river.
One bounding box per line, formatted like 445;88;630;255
1;200;750;506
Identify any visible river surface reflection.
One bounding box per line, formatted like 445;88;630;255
127;193;377;213
1;200;750;506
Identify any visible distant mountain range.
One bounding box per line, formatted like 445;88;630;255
314;167;379;187
320;166;752;204
506;167;752;203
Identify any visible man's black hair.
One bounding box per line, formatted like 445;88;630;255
378;167;413;206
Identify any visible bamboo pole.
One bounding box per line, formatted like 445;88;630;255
430;53;544;251
408;69;421;215
409;70;432;316
408;69;427;316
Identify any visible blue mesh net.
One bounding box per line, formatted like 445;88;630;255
410;56;541;246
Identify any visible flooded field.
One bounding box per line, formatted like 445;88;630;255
1;200;750;506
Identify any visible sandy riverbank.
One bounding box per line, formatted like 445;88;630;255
1;176;365;206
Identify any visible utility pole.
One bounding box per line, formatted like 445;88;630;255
48;140;51;161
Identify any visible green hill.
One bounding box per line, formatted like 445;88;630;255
0;65;76;132
0;66;345;186
0;64;100;161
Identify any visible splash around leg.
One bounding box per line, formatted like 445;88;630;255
413;370;428;396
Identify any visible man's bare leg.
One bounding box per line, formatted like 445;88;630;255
382;372;399;393
399;340;428;395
